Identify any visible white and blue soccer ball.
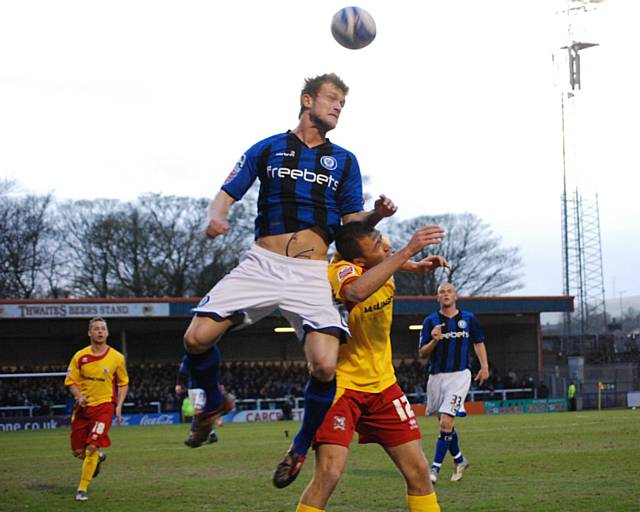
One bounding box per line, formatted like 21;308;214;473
330;6;376;50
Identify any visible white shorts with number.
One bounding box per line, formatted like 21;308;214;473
426;369;471;417
192;244;350;342
188;388;207;411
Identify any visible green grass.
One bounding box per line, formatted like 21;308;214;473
1;410;639;511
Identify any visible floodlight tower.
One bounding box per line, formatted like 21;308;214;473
555;0;607;338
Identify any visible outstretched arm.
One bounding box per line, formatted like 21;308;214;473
206;190;236;239
342;194;397;227
400;255;449;273
342;225;444;304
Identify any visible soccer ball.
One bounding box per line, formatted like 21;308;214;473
330;6;376;50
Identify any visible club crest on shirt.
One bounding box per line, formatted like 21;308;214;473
103;367;110;375
333;415;346;431
458;319;467;329
338;266;355;281
320;155;337;171
224;154;246;184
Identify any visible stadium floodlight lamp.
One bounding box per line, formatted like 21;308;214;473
274;327;296;333
408;325;423;331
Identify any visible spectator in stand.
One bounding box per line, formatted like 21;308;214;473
521;376;536;398
538;381;549;399
281;395;294;421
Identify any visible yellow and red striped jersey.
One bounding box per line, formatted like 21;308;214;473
65;346;129;407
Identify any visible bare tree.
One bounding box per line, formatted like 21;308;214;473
0;183;259;299
0;188;57;298
56;192;256;298
141;194;224;297
387;213;524;296
58;199;125;297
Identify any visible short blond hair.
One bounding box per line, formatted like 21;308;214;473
88;316;107;329
298;73;349;118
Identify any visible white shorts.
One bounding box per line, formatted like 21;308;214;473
426;369;471;417
188;388;207;411
192;244;350;342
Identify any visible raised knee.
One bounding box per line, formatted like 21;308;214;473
183;320;225;354
183;331;211;354
183;332;200;353
309;361;337;382
85;444;98;455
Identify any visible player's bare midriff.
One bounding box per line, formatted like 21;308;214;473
256;227;330;260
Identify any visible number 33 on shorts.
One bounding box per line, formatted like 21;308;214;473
449;394;462;413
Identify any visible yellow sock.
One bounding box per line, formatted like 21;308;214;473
407;492;440;512
78;449;99;491
296;503;325;512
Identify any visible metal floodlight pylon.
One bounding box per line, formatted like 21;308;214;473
557;0;607;338
561;190;607;337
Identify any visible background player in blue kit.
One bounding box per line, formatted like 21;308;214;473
181;73;397;484
419;282;489;483
175;346;233;447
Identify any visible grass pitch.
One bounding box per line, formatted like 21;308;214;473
1;409;638;511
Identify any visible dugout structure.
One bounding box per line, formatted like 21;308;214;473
0;296;572;381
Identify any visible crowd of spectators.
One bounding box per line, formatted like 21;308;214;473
0;361;312;416
0;364;69;416
1;359;543;417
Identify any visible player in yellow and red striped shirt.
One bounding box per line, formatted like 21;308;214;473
296;221;447;512
64;317;129;502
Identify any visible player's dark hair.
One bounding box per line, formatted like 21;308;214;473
88;316;107;329
298;73;349;118
334;221;375;261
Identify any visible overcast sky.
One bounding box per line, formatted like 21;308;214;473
1;0;638;300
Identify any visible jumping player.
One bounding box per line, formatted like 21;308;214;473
419;282;489;483
296;221;446;512
180;73;397;484
64;317;129;501
175;346;234;447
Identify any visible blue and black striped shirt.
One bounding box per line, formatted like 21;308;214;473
419;310;485;375
221;131;363;241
